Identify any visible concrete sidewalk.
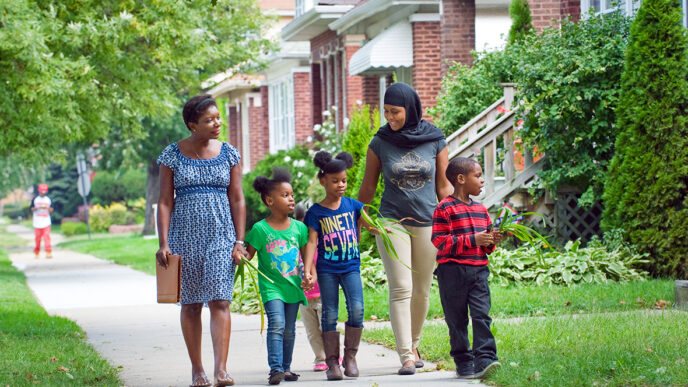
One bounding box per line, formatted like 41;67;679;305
8;224;483;387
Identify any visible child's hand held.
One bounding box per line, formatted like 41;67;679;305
475;231;494;246
492;231;504;245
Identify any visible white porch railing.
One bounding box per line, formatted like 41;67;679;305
445;84;544;209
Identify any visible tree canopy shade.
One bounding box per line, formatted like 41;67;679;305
0;0;272;163
602;0;688;277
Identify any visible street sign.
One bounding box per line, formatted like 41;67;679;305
76;154;91;198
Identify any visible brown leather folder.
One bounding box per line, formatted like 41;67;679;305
156;254;181;303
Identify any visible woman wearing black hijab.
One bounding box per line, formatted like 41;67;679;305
358;83;453;375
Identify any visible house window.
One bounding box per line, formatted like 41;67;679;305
295;0;314;18
269;76;295;153
582;0;685;23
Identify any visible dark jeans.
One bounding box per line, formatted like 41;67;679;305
436;263;498;370
318;271;364;332
264;299;300;372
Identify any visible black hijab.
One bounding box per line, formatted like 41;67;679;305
375;82;445;149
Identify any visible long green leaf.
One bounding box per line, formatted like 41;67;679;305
362;205;416;272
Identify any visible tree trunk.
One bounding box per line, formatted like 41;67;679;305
142;160;160;235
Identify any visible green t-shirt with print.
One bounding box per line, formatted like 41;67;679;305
245;218;308;305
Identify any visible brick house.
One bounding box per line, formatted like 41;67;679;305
280;0;587;132
213;0;687;172
208;0;313;172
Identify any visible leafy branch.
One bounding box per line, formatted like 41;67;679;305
360;204;417;272
235;257;273;334
494;206;549;263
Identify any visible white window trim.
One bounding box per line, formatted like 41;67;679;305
582;0;685;20
268;75;296;154
379;76;387;125
241;99;250;174
295;0;314;19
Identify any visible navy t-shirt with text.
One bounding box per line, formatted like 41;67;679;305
304;196;364;274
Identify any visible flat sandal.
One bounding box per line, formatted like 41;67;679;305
214;370;235;386
190;374;212;387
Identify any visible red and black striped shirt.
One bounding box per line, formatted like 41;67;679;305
431;196;495;265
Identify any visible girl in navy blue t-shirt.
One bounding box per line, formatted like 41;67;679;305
303;150;364;381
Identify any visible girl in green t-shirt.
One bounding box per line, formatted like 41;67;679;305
245;168;309;385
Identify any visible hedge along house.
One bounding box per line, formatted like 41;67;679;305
208;0;312;172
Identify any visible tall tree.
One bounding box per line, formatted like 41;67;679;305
0;0;271;163
602;0;688;277
507;0;533;45
97;109;187;234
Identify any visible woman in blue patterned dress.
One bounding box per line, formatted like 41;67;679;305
156;94;249;387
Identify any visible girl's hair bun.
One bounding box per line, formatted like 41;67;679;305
313;151;333;169
314;150;354;178
335;152;354;169
252;176;270;195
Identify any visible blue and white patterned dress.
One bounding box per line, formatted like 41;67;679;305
157;142;241;304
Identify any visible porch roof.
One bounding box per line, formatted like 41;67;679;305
281;5;354;41
348;21;413;76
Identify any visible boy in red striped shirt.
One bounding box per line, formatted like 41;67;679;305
431;157;503;380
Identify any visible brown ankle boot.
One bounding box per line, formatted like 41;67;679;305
322;331;343;380
343;325;362;377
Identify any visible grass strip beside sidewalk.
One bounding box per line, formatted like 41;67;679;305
0;247;122;385
364;310;688;386
60;234;158;275
350;279;673;322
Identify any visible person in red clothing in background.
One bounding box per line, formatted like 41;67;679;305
31;183;53;259
431;157;503;380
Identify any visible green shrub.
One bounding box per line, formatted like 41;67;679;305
89;205;110;232
489;240;649;287
429;51;506;137
602;0;688;277
91;168;146;206
108;202;133;225
342;105;384;253
360;248;387;289
2;205;29;220
243;146;319;227
513;12;631;206
127;197;146;224
88;202;135;232
61;222;88;236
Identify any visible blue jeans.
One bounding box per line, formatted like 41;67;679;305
318;271;364;332
264;299;300;372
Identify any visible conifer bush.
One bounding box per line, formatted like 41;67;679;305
507;0;533;45
602;0;688;277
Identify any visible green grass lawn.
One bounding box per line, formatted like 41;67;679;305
0;230;121;385
364;310;688;386
0;224;26;249
348;279;674;322
60;234;159;274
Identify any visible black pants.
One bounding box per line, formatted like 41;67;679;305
436;263;498;370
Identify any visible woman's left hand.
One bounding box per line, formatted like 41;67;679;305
232;243;248;265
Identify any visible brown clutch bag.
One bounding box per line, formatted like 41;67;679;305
156;253;181;303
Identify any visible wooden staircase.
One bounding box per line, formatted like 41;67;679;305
445;84;544;210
